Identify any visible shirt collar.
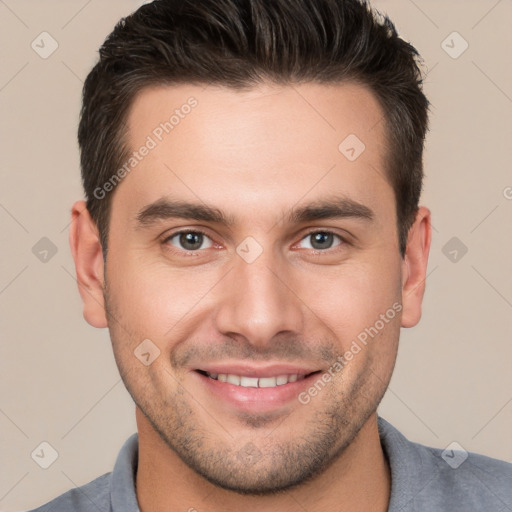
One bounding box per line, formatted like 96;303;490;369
378;416;440;511
110;433;140;511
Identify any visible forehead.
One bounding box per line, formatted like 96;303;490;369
116;81;392;224
126;81;386;153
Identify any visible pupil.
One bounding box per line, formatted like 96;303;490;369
311;232;332;249
181;232;202;250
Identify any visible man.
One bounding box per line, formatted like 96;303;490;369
30;0;512;511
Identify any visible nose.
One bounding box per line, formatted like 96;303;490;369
213;248;305;349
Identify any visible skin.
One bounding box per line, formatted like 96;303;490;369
70;82;431;512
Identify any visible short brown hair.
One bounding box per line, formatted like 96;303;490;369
78;0;429;257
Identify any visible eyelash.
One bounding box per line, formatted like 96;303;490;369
161;229;348;256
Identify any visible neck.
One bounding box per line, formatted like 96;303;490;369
135;409;390;512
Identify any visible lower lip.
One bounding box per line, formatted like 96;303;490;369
194;371;317;412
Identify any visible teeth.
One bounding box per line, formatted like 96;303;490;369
276;375;288;385
207;372;303;387
226;374;240;385
240;376;259;387
259;377;277;388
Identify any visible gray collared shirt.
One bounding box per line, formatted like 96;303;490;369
28;417;512;511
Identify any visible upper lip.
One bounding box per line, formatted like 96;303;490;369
195;363;320;378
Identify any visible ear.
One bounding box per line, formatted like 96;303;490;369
69;200;108;328
400;206;432;328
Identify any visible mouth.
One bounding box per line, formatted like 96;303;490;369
195;370;318;388
193;365;323;413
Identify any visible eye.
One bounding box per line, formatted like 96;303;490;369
297;231;343;251
165;231;214;251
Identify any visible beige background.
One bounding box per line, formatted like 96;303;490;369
1;0;511;510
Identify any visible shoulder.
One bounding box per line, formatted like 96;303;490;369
378;417;512;511
26;433;139;512
26;472;112;512
414;442;512;510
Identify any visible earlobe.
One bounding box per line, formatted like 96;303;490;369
69;200;108;328
400;206;432;328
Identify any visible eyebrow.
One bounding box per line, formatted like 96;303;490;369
135;195;374;228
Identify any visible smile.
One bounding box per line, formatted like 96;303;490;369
193;364;323;412
198;371;308;388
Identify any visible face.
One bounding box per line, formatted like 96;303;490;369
74;82;429;494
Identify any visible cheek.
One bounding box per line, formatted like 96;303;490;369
107;255;223;339
298;260;402;341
